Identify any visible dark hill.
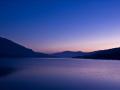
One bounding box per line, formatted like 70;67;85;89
75;47;120;60
52;51;86;58
0;37;52;58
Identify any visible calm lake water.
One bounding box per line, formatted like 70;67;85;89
0;58;120;90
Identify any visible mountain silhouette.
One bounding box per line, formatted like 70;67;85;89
0;37;52;58
2;36;120;59
52;51;86;58
75;47;120;60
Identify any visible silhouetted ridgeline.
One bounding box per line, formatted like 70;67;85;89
0;37;52;58
1;36;120;59
75;47;120;60
52;51;87;58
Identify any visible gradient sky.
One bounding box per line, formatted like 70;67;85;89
1;0;120;53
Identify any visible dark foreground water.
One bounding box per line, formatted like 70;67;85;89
0;58;120;90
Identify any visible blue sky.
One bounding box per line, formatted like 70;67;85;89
1;0;120;53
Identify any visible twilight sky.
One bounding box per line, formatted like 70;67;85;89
1;0;120;53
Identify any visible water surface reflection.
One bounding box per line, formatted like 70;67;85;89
0;58;120;90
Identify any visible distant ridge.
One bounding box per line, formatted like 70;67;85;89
2;36;120;60
0;37;52;58
52;51;87;58
74;47;120;60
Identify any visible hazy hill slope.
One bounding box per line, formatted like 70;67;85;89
75;47;120;60
0;37;52;58
52;51;87;58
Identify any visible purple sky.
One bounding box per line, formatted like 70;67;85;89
1;0;120;53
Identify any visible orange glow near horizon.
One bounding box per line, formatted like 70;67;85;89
33;42;120;53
